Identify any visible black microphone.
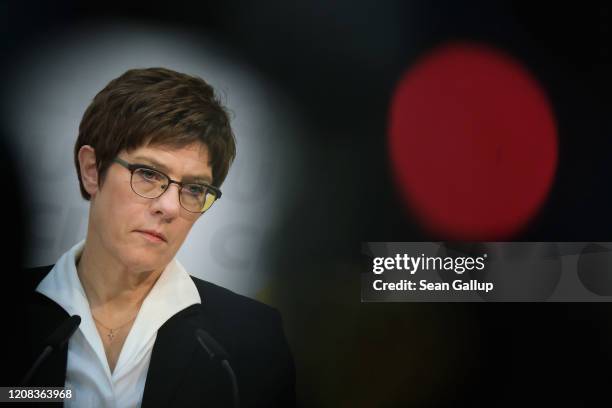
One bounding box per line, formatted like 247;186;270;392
195;329;239;408
21;315;81;386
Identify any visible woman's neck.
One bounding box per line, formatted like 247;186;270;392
76;238;161;312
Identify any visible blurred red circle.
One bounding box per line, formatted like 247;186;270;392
389;42;558;240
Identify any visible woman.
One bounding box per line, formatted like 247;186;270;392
22;68;295;407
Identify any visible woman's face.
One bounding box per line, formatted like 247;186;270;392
88;141;212;274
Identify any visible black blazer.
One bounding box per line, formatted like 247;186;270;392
19;265;296;407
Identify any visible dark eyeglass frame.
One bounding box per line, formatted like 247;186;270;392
112;157;222;213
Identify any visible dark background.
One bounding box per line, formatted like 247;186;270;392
2;1;612;406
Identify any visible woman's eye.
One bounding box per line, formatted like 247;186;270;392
140;169;161;181
186;185;205;196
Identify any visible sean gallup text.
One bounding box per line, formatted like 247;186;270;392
373;279;494;293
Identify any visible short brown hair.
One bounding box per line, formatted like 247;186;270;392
74;67;236;200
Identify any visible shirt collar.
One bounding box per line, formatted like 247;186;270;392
35;239;202;380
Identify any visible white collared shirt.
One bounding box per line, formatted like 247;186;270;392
35;240;202;407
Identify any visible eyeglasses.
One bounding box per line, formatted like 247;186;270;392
112;157;221;214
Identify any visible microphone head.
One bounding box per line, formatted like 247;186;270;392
195;328;229;361
46;315;81;350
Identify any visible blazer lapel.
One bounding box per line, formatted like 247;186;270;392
25;292;70;387
141;303;230;407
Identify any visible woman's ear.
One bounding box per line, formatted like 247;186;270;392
78;145;99;197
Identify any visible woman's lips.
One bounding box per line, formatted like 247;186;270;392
136;230;167;243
